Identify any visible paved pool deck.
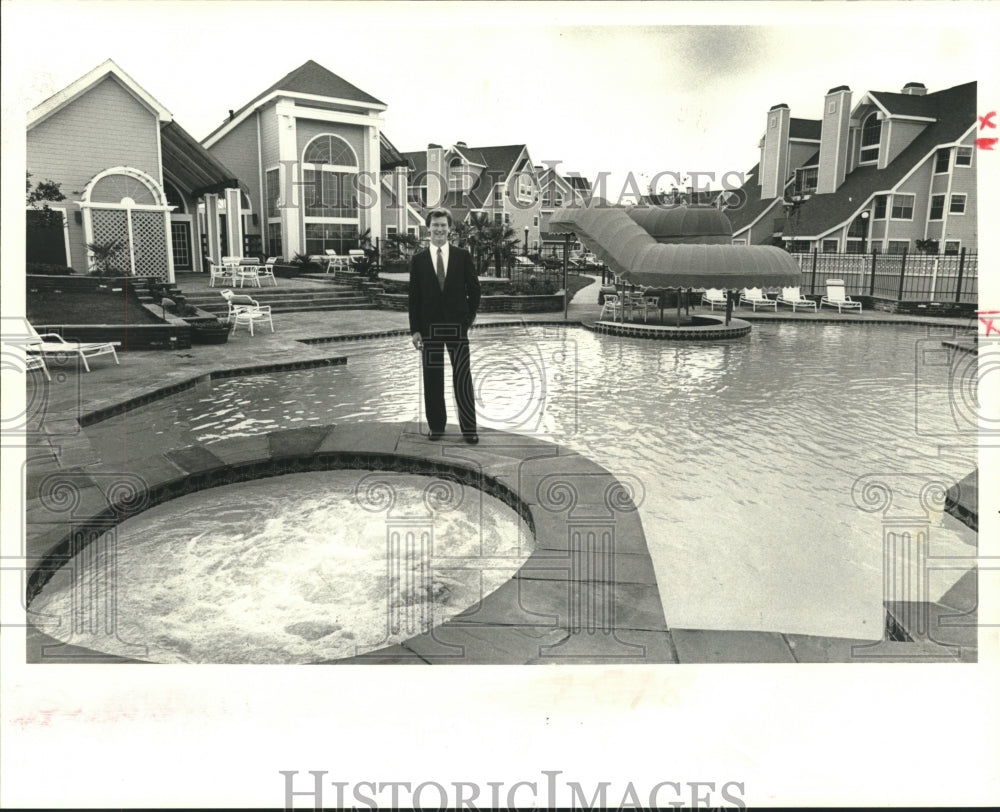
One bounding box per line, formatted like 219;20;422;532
18;275;979;663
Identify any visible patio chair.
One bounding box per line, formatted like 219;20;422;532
701;288;728;310
220;290;273;336
26;324;120;372
820;279;863;313
776;286;817;312
323;249;350;275
206;256;233;287
599;294;622;321
257;257;278;286
234;263;262;288
739;287;778;312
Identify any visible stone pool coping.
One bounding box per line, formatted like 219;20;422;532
25;420;977;664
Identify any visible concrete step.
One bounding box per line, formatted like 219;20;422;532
196;299;372;316
184;289;361;305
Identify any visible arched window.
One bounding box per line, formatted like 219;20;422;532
301;135;360;255
164;180;186;213
860;112;881;164
301;135;358;218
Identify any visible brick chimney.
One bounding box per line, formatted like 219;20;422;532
817;85;852;194
426;143;444;207
901;82;927;96
760;104;791;200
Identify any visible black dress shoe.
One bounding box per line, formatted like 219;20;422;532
427;430;444;440
463;433;479;444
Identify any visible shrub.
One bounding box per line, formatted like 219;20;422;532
27;263;75;276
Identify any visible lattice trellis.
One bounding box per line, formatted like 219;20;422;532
89;208;169;280
131;211;169;280
90;208;131;273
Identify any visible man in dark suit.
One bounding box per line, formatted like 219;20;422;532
408;208;481;443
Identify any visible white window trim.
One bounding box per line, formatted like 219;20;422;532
872;195;888;221
944;239;961;255
889;193;915;221
933;149;950;174
929;194;946;221
949;193;967;215
955;147;973;166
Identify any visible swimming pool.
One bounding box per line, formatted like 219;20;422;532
64;323;978;642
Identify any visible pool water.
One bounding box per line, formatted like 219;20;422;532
31;471;533;663
72;323;977;641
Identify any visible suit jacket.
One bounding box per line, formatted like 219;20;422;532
407;244;481;336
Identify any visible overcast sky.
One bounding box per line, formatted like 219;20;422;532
4;1;995;201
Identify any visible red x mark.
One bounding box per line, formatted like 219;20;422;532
978;310;1000;336
979;111;996;129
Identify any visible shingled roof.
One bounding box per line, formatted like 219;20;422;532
789;118;822;140
726;81;976;241
791;80;976;237
203;60;385;142
400;143;530;209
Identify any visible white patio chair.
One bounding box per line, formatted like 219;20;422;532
220;290;273;336
206;256;233;288
25;324;120;372
738;287;778;311
776;286;817;312
234;263;261;288
820;279;863;313
23;348;51;380
257;257;278;286
323;249;350;275
701;288;728;310
599;294;622;321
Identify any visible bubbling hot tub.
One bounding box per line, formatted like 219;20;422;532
29;470;534;664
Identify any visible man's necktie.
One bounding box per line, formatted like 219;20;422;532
436;248;446;291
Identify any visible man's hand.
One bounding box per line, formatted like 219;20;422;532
411;331;423;350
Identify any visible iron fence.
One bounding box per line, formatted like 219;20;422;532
790;249;977;303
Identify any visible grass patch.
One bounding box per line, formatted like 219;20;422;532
27;287;165;326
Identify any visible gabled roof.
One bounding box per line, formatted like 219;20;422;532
28;58;171;130
379;133;408;171
724;164;781;236
567;176;592;191
160;121;241;196
202;60;386;143
789;118;822;140
400;143;532;210
866;89;937;118
791;80;976;237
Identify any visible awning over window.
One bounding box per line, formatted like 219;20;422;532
160;121;240;198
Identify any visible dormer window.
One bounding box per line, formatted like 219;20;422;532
860;112;881;164
793;167;818;197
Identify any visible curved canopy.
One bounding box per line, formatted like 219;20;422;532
627;205;733;244
550;203;800;289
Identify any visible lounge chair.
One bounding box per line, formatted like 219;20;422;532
220;290;273;336
739;287;778;311
701;288;728;310
26;324;120;372
323;249;350;275
24;351;51;381
820;279;863;313
776;286;817;312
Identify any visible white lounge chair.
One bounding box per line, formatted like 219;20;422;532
820;279;863;313
776;286;817;312
701;288;728;310
26;324;120;372
739;287;778;311
220;290;273;336
24;350;51;381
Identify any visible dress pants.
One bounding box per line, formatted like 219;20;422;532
421;323;476;435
